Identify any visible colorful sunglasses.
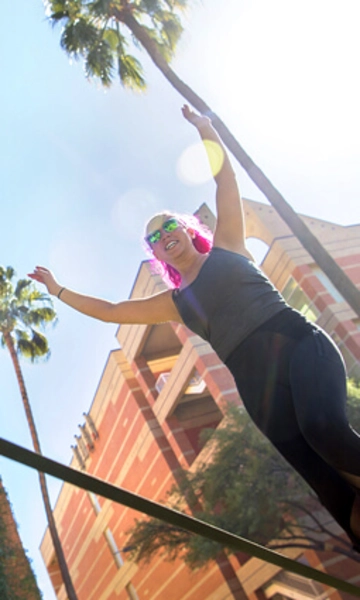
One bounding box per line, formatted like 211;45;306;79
146;217;180;245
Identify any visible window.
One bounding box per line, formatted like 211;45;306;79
312;266;345;303
264;570;329;599
282;277;319;322
155;370;206;395
170;393;223;459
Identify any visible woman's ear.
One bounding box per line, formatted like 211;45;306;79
187;228;196;239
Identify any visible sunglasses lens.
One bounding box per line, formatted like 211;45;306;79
147;231;161;244
163;219;179;232
146;218;179;245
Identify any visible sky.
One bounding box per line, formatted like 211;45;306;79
1;0;360;597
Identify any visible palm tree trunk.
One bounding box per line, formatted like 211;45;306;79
121;11;360;318
3;333;78;600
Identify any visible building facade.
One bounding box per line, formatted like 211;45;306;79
41;201;360;599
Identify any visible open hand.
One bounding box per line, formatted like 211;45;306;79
28;266;61;296
181;104;212;129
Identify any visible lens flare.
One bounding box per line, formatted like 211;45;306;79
177;141;224;185
203;140;225;178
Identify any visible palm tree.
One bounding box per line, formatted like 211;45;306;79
0;266;78;600
45;0;360;317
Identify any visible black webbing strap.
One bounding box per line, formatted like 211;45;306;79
0;437;359;596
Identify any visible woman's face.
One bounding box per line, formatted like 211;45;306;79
145;214;195;263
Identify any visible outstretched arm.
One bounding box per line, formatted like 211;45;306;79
182;105;249;256
28;267;181;325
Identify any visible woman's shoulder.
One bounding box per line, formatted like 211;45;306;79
211;245;256;263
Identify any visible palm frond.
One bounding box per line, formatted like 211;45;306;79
49;10;70;24
47;0;68;10
164;0;187;10
0;265;56;359
12;305;29;318
0;313;16;333
27;288;51;302
5;266;15;281
0;266;15;297
17;330;50;362
14;328;28;341
118;53;146;90
47;0;77;24
47;0;188;92
14;278;32;300
60;18;99;56
137;0;187;18
22;307;57;328
153;39;173;62
88;0;113;18
104;25;147;91
85;40;114;85
0;283;11;299
31;330;50;357
137;25;173;61
155;11;183;51
16;338;37;361
102;24;126;53
138;0;163;15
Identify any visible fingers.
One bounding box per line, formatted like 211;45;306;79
34;266;50;274
28;273;45;283
27;266;61;296
27;266;53;284
181;104;195;121
181;105;211;130
32;266;50;276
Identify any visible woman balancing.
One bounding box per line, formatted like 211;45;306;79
29;105;360;550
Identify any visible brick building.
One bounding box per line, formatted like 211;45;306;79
41;201;360;599
0;478;42;599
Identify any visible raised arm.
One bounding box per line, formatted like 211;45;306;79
28;267;181;325
182;105;249;255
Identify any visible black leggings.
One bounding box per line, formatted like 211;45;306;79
226;309;360;540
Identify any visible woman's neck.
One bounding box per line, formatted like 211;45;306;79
178;251;209;289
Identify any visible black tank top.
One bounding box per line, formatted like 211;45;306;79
172;247;288;361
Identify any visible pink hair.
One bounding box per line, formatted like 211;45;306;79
144;212;213;289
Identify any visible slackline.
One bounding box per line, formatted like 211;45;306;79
1;437;359;597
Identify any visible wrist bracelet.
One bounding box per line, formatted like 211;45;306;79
57;287;66;299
